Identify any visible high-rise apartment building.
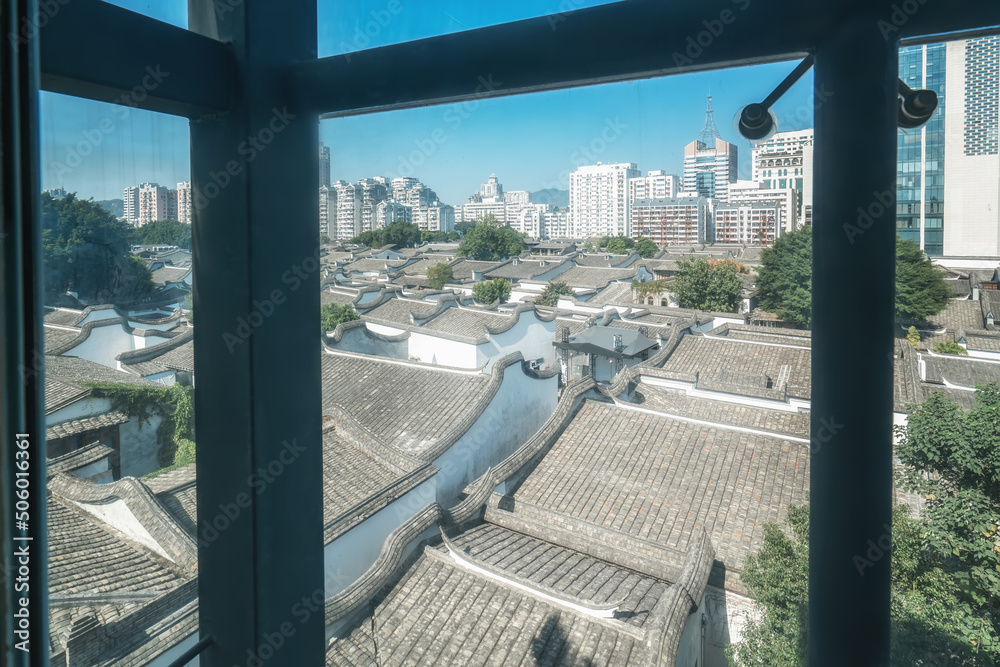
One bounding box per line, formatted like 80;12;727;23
751;129;812;218
319;185;333;237
568;162;640;238
726;181;799;233
332;180;362;241
358;177;389;233
319;142;331;188
630;196;711;245
123;182;177;226
683;95;738;201
391;177;438;208
412;202;455;232
503;190;531;206
628;170;679;203
376;200;412;228
176;181;192;224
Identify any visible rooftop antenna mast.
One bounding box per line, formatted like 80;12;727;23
698;92;722;147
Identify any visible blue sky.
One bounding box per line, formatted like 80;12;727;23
40;0;816;205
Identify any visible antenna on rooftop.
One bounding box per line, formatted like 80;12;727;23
698;93;722;147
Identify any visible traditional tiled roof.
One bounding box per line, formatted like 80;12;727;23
47;411;128;441
710;323;813;347
922;352;1000;389
327;538;649;666
962;331;1000;353
150;264;192;285
450;259;504;280
359;296;443;326
47;354;159;388
483;258;569;280
45;307;87;326
145;464;198;538
584;281;635;307
341;257;411;274
923;299;987;331
552;265;639;289
321;352;493;459
658;334;812;398
511;398;809;575
47;443;116;478
572;253;637;267
44;325;83;351
320;288;361;306
45;377;92;415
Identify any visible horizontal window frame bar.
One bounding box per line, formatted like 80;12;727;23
39;0;238;117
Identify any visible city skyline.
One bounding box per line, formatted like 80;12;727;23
41;63;817;205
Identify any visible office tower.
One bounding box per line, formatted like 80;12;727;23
683;95;739;201
319;142;331;188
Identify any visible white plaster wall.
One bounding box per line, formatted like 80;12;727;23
322;476;437;597
70;497;172;561
968;348;1000;361
119;414;165;478
61;324;137;368
127;319;179;332
408;332;479;368
77;309;120;325
703;585;758;667
326;328;409;359
365;322;406;337
47;396;113;425
485;314;557;371
675;593;708;667
71;457;111;481
431;368;558;503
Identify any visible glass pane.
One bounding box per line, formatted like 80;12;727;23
318;60;821;665
100;0;187;28
318;0;623;58
40;94;199;662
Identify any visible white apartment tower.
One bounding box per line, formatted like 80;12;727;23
123;182;177;226
751;129;813;218
319;185;334;237
332;180;362;241
683;95;738;202
176;181;192;224
569;162;640;238
629;170;679;203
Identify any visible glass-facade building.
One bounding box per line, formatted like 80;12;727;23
897;43;946;256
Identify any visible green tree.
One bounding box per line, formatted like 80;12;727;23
132;219;192;249
635;236;659;258
455;220;476;235
896;238;953;322
756;225;814;328
472;278;511;304
350;221;422;249
672;257;743;312
757;229;952;329
729;502;993;666
320;303;359;330
41;192;154;303
457;214;524;260
319;233;331;245
907;325;921;348
606;237;627;254
894;384;1000;659
426;262;454;290
933;340;968;356
536;281;572;307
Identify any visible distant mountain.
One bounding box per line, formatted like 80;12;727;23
530;188;569;208
94;199;124;218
